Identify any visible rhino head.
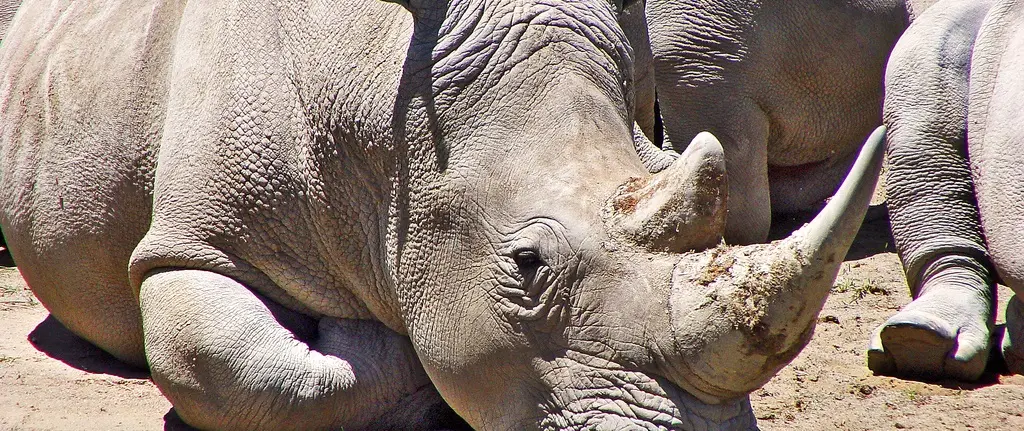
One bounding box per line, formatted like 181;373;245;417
383;0;885;428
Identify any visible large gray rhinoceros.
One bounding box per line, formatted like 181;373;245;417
0;0;883;429
626;0;913;245
869;0;1024;381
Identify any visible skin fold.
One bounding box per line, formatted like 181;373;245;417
629;0;910;244
0;0;19;42
871;0;1024;381
1;0;881;429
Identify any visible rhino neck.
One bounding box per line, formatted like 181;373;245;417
248;2;466;335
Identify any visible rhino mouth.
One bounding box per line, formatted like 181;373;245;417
533;358;756;431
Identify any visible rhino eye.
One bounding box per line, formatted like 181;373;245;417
513;249;542;270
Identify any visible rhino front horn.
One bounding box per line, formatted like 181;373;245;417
606;131;728;252
661;126;886;403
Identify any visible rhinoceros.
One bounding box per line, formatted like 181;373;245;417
624;0;916;245
869;0;1024;381
0;0;883;429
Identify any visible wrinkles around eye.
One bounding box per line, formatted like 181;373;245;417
495;217;575;256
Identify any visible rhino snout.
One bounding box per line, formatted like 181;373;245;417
641;127;886;403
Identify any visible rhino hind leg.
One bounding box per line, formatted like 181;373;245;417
1;197;150;367
140;269;453;431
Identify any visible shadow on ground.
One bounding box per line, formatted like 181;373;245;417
769;203;894;261
164;409;200;431
160;399;472;430
0;247;15;267
28;314;149;379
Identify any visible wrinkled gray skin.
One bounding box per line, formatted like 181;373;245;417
871;0;1024;381
0;0;18;42
628;0;911;245
0;0;21;254
0;0;882;429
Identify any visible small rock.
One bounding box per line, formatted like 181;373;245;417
850;383;874;396
794;399;808;411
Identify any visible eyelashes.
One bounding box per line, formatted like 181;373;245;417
513;248;543;270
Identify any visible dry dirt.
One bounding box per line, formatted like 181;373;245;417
2;205;1023;430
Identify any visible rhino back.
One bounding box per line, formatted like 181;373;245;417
0;0;186;365
1;0;424;349
648;0;908;216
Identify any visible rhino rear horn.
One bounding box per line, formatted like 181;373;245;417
607;132;727;252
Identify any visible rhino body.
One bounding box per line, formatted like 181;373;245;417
629;0;913;244
0;0;882;429
871;0;1024;381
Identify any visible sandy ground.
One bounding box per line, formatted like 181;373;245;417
2;204;1023;430
756;208;1024;430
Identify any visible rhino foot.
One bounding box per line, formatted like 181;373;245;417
868;275;993;381
1002;295;1024;375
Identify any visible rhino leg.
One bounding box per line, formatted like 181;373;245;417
140;269;452;431
968;0;1024;376
708;101;771;245
868;0;997;382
